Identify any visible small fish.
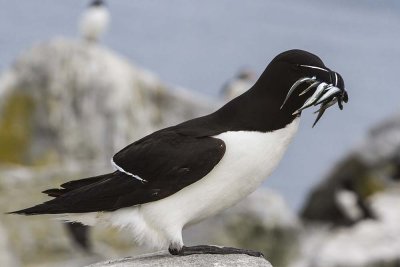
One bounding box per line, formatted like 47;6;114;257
299;81;321;96
312;107;326;128
281;76;316;109
315;87;341;106
294;82;328;114
312;97;338;127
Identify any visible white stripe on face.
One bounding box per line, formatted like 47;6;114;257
299;64;329;73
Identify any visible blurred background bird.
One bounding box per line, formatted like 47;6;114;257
79;0;110;43
220;68;257;101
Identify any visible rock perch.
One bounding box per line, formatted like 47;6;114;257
87;251;272;267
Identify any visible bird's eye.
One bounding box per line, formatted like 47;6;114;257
292;64;301;71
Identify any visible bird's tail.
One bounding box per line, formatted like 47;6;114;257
8;172;114;215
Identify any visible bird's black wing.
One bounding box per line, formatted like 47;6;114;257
112;128;226;187
11;129;225;214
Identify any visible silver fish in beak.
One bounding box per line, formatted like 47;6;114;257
280;76;316;109
281;76;348;127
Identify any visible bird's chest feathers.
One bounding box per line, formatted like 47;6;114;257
212;118;300;194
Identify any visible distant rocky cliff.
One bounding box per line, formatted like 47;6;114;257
0;38;215;167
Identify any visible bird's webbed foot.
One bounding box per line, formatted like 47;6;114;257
169;245;264;258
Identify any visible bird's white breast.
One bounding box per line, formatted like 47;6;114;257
140;118;300;229
79;6;109;42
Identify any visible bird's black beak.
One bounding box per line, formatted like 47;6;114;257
280;73;348;127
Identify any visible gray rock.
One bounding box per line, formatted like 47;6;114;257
296;111;400;267
301;112;400;226
0;37;216;166
292;190;400;267
87;251;272;267
300;154;378;226
0;221;19;267
356;112;400;166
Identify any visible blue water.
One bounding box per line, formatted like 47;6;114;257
1;0;400;210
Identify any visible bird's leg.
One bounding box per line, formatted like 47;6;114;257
168;247;179;255
170;245;264;258
168;242;182;255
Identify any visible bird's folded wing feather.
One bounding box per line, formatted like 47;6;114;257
89;130;225;211
12;129;225;214
112;129;226;198
113;129;225;182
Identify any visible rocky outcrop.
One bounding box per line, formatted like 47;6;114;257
301;113;400;225
87;251;272;267
292;190;400;267
297;112;400;267
300;154;379;226
0;221;19;267
357;112;400;166
0;38;215;167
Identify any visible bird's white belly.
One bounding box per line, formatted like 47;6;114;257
140;118;300;232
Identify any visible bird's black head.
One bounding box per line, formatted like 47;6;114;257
255;49;348;127
90;0;104;7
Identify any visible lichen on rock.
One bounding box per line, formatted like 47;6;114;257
0;91;35;164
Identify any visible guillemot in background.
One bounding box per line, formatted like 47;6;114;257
221;68;257;101
10;49;348;257
79;0;110;43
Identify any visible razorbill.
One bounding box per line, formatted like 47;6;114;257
10;49;348;257
79;0;110;43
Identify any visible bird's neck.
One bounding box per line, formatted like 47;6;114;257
214;83;296;133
